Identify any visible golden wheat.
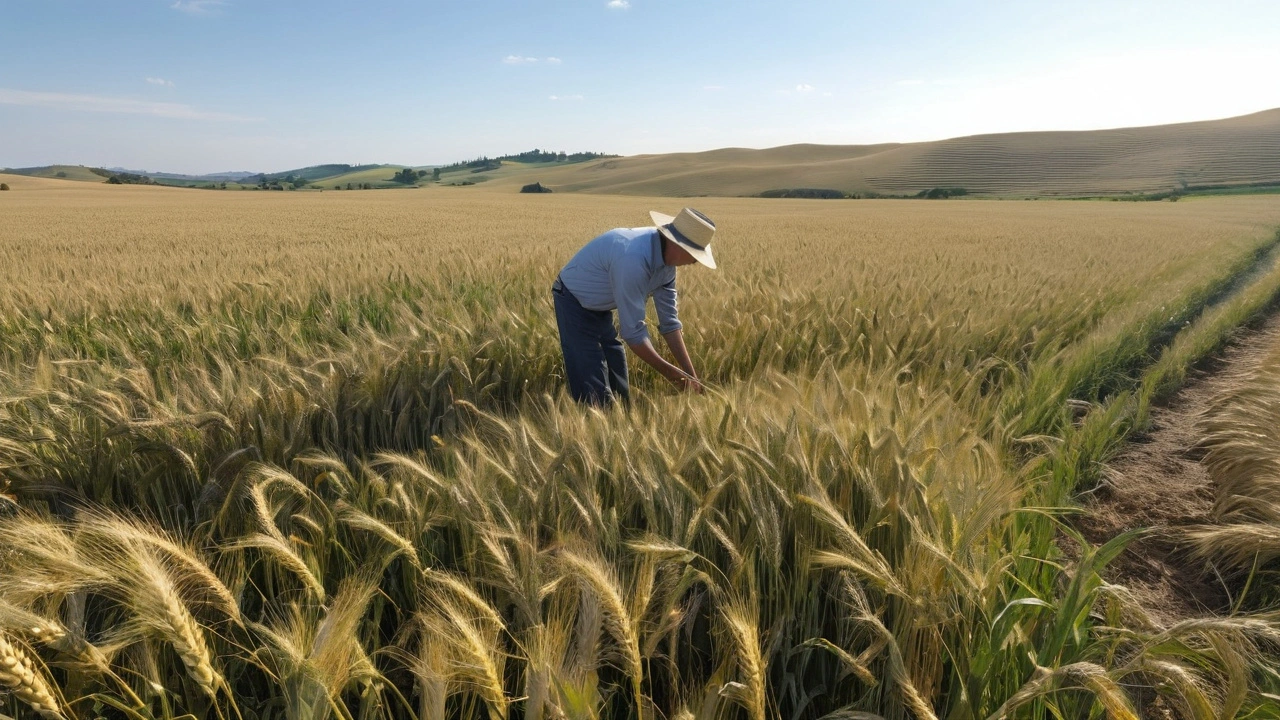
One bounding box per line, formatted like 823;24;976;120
0;631;65;719
1;182;1280;719
1191;330;1280;572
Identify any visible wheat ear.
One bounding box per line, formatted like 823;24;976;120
0;631;65;719
135;552;221;698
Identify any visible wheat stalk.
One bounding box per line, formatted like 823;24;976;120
229;532;326;600
0;631;65;719
717;596;767;720
419;599;509;720
986;662;1137;720
558;547;643;711
129;550;222;698
77;512;242;623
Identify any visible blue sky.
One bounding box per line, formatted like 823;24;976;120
2;0;1278;174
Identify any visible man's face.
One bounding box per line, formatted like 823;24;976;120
662;235;699;266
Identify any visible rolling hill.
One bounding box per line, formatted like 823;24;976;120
483;108;1280;197
312;165;421;188
1;165;113;183
108;168;257;182
254;164;392;183
9;110;1279;197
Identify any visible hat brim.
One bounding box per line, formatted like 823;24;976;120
650;211;717;269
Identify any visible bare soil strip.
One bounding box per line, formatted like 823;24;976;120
1077;313;1280;623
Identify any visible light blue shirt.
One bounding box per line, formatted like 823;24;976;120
559;227;681;344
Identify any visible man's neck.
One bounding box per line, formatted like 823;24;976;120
659;233;673;267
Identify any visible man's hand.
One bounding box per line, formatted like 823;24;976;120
626;336;702;393
681;376;705;395
662;328;702;393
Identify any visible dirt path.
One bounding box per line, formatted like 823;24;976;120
1075;313;1280;624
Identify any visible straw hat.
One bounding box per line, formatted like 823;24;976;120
650;208;717;269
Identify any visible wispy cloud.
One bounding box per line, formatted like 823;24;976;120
0;88;257;121
170;0;226;15
607;0;630;8
145;77;175;87
503;55;562;65
781;83;831;97
549;94;584;101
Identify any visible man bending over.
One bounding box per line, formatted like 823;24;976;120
551;207;718;406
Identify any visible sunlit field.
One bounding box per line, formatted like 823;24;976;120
3;178;1280;720
1193;332;1280;590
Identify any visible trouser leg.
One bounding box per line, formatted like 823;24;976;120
553;287;613;406
599;322;630;405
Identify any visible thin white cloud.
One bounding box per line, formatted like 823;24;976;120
145;77;175;87
0;88;257;121
171;0;226;15
795;83;815;93
545;57;562;65
607;0;630;8
549;94;584;101
503;55;539;65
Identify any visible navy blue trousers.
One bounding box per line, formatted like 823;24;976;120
553;278;630;406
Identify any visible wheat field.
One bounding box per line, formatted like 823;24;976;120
1191;330;1280;589
2;176;1280;720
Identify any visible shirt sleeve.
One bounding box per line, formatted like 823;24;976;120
611;255;652;344
653;278;682;335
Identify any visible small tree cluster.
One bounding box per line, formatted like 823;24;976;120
0;183;9;191
759;188;847;199
437;149;614;172
392;168;427;184
105;172;155;185
915;187;969;199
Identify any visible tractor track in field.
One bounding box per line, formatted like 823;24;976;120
1074;312;1280;624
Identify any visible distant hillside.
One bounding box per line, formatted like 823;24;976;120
3;165;112;183
252;164;391;184
484;108;1280;197
437;150;613;172
295;153;620;189
316;166;419;188
2;151;618;190
13;116;1280;198
108;168;257;182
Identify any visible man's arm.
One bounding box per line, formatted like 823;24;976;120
625;334;702;393
613;258;699;393
649;278;701;391
661;327;702;393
